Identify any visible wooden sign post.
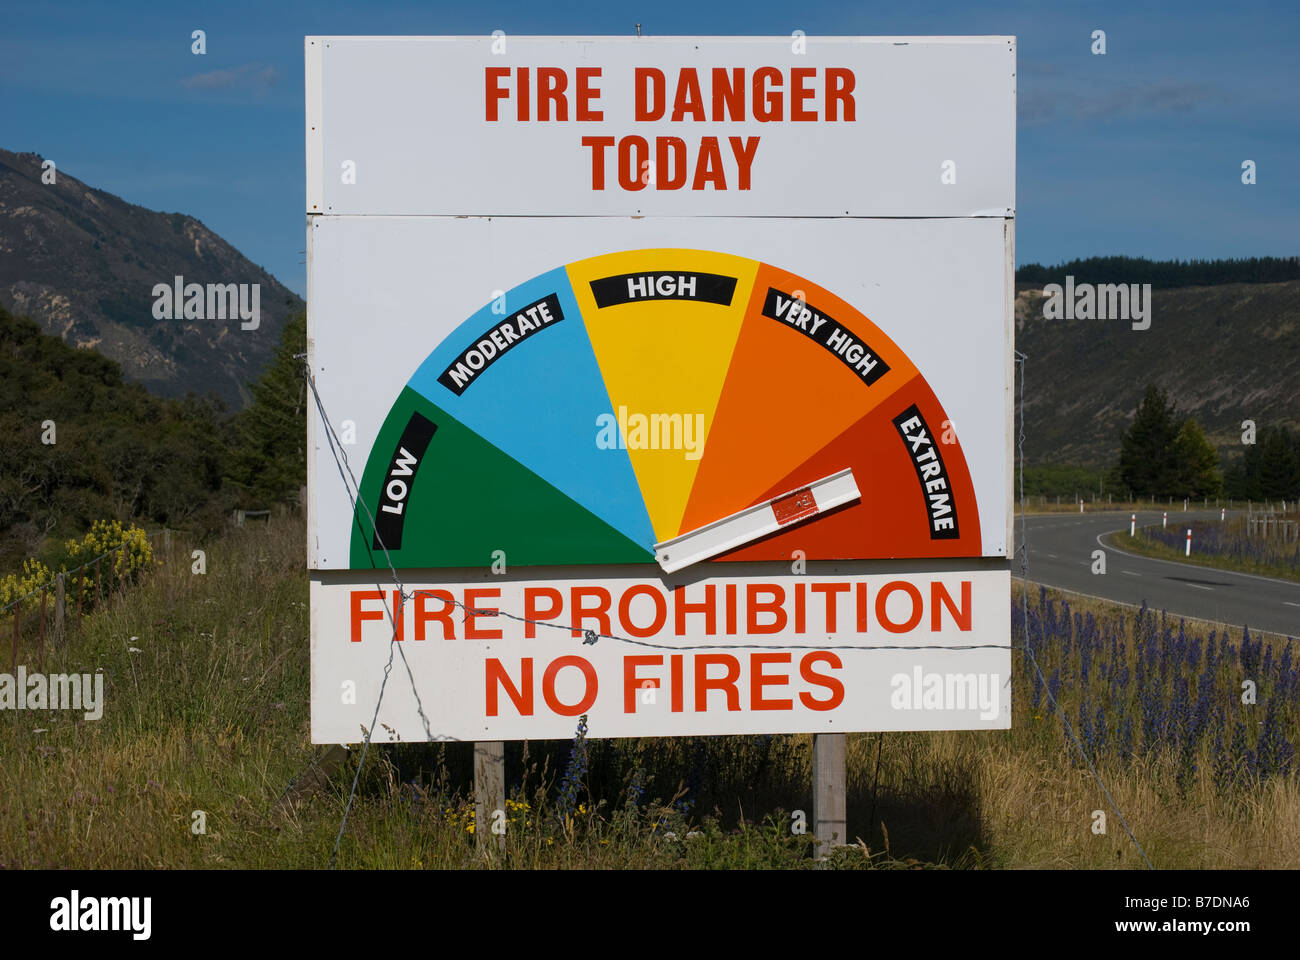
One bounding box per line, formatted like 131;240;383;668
813;732;847;857
474;741;505;853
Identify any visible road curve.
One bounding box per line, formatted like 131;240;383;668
1015;510;1300;639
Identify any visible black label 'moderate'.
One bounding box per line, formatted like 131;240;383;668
437;293;564;396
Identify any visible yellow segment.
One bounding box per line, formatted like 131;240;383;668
567;249;758;541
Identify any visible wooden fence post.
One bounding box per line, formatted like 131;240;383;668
813;732;847;858
54;573;65;645
38;587;47;670
474;741;506;854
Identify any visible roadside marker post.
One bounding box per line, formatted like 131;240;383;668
1130;514;1136;537
1185;529;1192;556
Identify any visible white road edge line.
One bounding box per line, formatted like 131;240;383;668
1018;581;1293;640
1093;530;1300;588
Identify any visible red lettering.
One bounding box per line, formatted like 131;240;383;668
746;583;786;634
623;655;662;713
484;67;510;121
656;136;687;189
413;589;456;640
537;67;568;120
464;587;502;640
670;67;706;121
543;656;597;716
617;584;667;638
691;136;725;190
751;653;793;710
810;582;849;631
671;653;684;712
618;135;648;191
729;136;759;190
752;67;783;122
674;583;716;636
515;66;530;121
876;581;924;633
570;586;612;638
799;652;844;710
695;653;741;711
635;67;665;120
575;67;603;120
826;68;856;121
350;589;385;642
523;586;563;639
931;580;972;631
486;658;532;716
790;67;816;121
711;67;745;120
582;136;615;190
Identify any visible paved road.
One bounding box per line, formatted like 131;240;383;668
1016;510;1300;639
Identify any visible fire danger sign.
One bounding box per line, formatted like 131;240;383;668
306;35;1015;743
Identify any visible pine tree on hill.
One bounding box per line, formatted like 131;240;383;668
1249;427;1300;500
1171;419;1223;498
1118;385;1181;498
227;312;307;505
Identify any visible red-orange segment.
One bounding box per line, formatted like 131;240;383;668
708;375;983;561
678;262;918;538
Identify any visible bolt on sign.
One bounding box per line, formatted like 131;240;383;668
305;36;1016;743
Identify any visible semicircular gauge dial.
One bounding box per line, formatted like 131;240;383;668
349;250;982;570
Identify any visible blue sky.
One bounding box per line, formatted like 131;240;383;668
3;0;1296;297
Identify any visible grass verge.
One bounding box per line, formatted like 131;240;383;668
1;511;1296;869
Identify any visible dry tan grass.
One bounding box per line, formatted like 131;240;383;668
2;512;1296;869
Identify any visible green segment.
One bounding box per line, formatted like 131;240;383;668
350;387;655;569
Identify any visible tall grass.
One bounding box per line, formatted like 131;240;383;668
1;511;1296;869
1114;517;1300;582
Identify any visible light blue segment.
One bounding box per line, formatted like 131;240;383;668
405;266;656;553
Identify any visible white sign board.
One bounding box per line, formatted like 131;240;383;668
306;36;1015;217
305;36;1015;743
311;565;1010;742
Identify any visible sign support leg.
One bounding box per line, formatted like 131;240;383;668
474;740;505;854
812;732;846;858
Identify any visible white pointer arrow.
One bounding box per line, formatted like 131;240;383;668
654;467;861;574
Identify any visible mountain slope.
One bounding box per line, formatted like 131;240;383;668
1014;280;1300;465
0;148;301;409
